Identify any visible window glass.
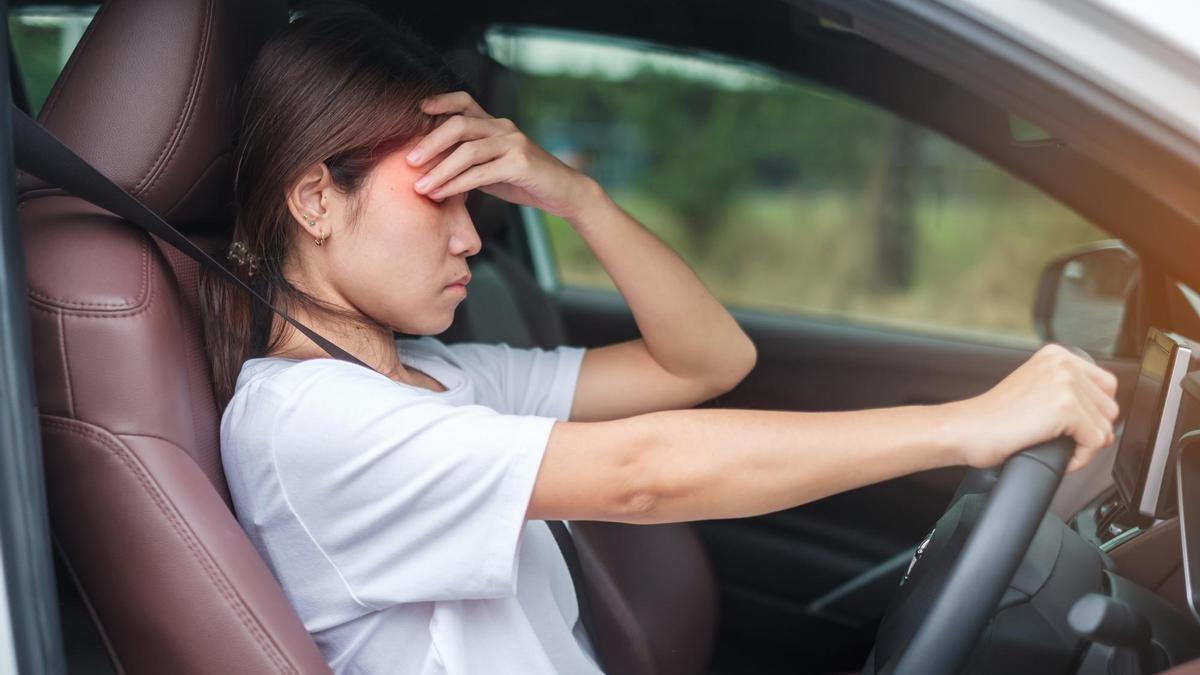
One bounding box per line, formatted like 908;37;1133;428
485;26;1108;346
9;5;99;116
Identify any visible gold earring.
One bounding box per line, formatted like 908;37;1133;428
314;233;326;246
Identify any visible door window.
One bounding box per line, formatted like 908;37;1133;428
485;26;1108;346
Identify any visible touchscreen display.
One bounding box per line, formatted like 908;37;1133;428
1113;337;1172;505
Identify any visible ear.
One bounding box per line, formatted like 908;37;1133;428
285;162;334;241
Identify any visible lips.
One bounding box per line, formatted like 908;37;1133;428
447;273;471;287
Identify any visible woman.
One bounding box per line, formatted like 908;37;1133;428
201;4;1120;674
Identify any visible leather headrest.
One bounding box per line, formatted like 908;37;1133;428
18;0;287;235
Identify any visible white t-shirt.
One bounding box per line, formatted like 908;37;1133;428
220;336;604;674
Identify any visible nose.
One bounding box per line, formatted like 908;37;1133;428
448;199;482;257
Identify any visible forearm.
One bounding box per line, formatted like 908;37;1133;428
566;180;756;386
621;403;964;524
531;345;1117;525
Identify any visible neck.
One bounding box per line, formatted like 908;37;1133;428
265;300;410;384
270;257;413;384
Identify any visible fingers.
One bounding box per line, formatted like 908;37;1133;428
1074;356;1120;398
420;91;491;119
1073;382;1114;448
1064;373;1117;473
414;136;511;198
1083;373;1120;425
1043;342;1119;397
1035;343;1119;473
1067;447;1099;473
406;115;501;167
428;161;508;200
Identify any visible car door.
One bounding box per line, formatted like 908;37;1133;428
472;25;1143;673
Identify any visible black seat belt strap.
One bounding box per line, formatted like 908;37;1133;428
10;104;366;368
11;102;607;671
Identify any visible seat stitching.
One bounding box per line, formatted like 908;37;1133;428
29;299;156;320
113;431;185;449
135;0;214;196
42;416;298;675
27;245;154;319
57;311;75;418
25;236;150;310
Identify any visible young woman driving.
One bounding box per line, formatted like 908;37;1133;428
202;5;1121;674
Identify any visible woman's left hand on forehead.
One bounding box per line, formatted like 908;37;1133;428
406;91;599;219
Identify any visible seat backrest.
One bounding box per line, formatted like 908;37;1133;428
17;0;331;672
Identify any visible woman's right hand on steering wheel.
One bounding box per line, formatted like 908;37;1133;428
949;343;1120;473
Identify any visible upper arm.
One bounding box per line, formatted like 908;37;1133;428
569;338;743;422
525;417;658;524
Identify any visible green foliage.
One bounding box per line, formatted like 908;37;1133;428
519;69;888;251
516;62;1106;343
9;17;63;114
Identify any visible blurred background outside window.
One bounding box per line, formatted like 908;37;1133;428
486;26;1108;347
9;5;98;116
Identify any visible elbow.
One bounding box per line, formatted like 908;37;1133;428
706;335;757;396
734;335;758;383
612;487;660;524
605;421;667;524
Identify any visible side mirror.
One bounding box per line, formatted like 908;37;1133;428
1033;240;1140;357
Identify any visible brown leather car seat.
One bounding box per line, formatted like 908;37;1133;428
18;0;330;672
17;0;716;673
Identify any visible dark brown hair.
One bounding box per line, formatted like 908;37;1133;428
200;1;461;410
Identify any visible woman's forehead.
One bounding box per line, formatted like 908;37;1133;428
374;143;454;187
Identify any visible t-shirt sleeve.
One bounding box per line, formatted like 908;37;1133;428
262;362;557;607
444;341;586;421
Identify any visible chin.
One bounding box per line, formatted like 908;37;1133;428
405;313;458;337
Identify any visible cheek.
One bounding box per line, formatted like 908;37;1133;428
349;159;454;273
354;196;447;276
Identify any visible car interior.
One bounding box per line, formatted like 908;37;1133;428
11;0;1200;673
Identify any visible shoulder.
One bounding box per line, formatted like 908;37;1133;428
404;335;581;377
221;357;426;458
233;355;395;405
397;336;511;397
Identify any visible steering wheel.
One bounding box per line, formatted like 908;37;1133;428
865;436;1074;674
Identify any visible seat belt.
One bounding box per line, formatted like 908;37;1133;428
11;103;608;673
547;520;607;671
11;105;364;368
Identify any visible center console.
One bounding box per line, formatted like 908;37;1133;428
1075;329;1200;548
1060;329;1200;672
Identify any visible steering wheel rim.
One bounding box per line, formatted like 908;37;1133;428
872;437;1073;675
